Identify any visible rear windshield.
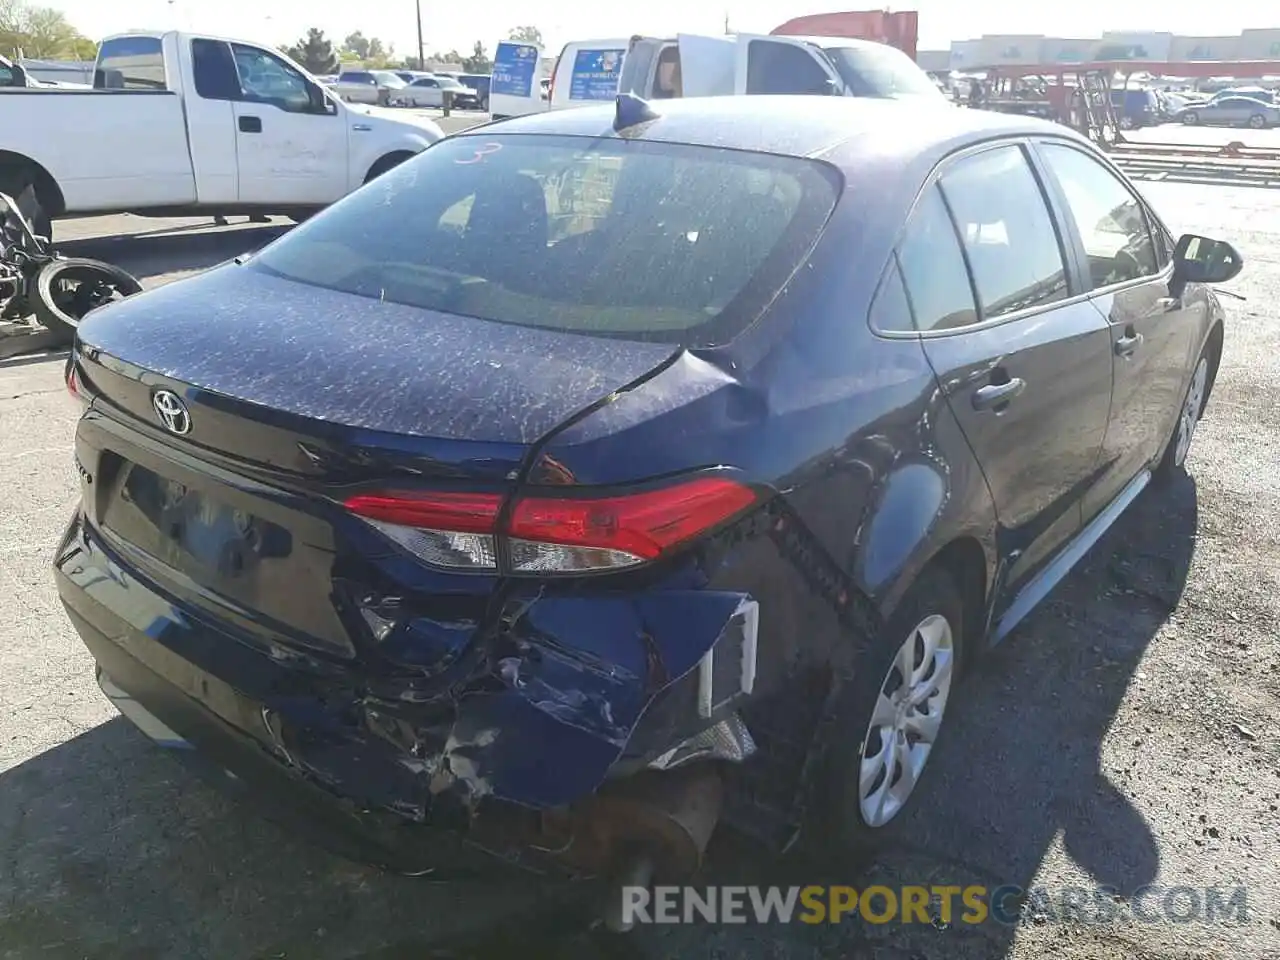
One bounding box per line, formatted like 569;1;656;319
822;45;942;99
249;134;840;346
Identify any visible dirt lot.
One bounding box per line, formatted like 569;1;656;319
1;191;1278;960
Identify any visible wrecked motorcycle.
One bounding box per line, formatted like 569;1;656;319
0;191;142;342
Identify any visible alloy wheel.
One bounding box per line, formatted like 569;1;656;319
1174;356;1209;468
858;613;955;828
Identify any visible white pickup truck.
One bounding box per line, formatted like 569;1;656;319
0;31;445;237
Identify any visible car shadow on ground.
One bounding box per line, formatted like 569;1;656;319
0;476;1197;960
57;223;290;285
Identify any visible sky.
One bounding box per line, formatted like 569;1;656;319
48;0;1270;57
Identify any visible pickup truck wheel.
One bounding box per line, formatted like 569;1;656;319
33;258;144;340
803;566;965;858
365;152;415;184
0;170;52;242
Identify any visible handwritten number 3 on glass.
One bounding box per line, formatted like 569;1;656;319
456;143;504;165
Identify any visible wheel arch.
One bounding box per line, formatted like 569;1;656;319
0;150;66;217
364;149;421;184
1202;318;1225;410
907;536;991;665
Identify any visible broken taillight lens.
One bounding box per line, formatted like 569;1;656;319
344;476;758;574
344;491;502;571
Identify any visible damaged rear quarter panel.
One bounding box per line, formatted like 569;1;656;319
414;588;750;810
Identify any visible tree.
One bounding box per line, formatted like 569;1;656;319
463;40;491;73
343;31;370;60
283;27;339;75
0;0;92;59
66;35;96;60
343;30;393;67
506;26;543;48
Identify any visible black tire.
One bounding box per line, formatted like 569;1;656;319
1154;345;1213;485
364;152;414;184
804;566;966;857
33;257;143;340
1249;113;1268;129
0;168;52;243
1182;111;1199;125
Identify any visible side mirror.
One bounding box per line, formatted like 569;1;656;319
814;77;840;96
1173;234;1243;285
11;65;27;87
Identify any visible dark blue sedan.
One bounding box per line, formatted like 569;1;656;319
56;95;1241;886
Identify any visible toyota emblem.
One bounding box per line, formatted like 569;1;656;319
152;390;192;436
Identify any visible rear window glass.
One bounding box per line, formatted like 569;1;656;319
95;36;166;90
250;134;841;347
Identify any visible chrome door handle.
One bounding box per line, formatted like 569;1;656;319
972;378;1026;411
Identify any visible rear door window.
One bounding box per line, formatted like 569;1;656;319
895;186;979;332
250;134;840;347
938;145;1070;319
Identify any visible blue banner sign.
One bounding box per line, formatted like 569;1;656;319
492;42;539;97
569;48;625;100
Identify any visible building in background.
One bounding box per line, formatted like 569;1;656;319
947;38;983;72
943;27;1275;69
1169;35;1241;61
1093;31;1173;61
1040;37;1093;63
973;34;1047;67
1238;28;1280;59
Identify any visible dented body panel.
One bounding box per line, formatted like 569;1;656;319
60;99;1132;870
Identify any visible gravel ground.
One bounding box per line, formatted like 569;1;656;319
0;187;1277;960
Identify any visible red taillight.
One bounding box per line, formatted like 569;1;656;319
66;363;88;408
344;491;501;533
344;476;757;574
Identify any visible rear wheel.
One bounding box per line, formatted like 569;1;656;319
364;152;415;184
805;567;964;855
1249;113;1268;129
33;257;143;341
1155;349;1212;484
0;167;52;243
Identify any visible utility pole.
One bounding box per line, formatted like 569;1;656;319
415;0;425;70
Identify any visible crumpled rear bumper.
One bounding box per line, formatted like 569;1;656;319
55;512;757;872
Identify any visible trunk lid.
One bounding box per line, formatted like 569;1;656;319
76;263;679;479
73;263;678;661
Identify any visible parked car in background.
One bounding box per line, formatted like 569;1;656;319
1109;87;1159;129
457;72;491;111
57;97;1238;884
396;73;480;109
1176;95;1280;129
332;69;406;105
1206;86;1273;105
393;70;432;84
0;31;443;236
